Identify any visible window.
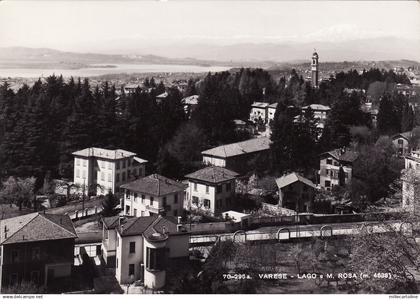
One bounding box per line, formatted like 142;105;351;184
204;199;211;209
122;160;126;168
146;247;166;271
226;182;232;192
333;161;339;166
76;169;80;178
194;183;197;191
108;162;112;170
128;169;131;178
128;159;131;167
150;197;154;206
122;172;126;182
100;161;104;168
108;173;112;182
205;185;209;194
129;242;136;254
134;192;138;199
326;158;332;165
31;247;40;261
141;194;145;204
116;161;120;170
129;264;135;276
116;173;120;183
216;185;222;194
76;158;80;166
101;172;105;181
125;205;130;215
11;250;18;263
174;194;178;204
398;139;404;145
133;209;137;217
192;196;199;205
325;180;331;187
83;159;87;167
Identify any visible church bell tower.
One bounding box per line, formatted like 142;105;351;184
311;50;319;88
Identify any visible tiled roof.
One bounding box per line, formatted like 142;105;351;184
276;172;316;189
156;92;168;99
102;216;121;229
268;103;278;109
185;166;238;183
251;102;269;108
392;131;412;141
202;137;271;158
117;215;185;238
0;213;77;245
72;147;138;160
321;148;359;163
120;174;186;196
302;104;331;111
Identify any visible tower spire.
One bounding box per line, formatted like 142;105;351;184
311;50;319;88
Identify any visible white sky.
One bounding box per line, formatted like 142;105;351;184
0;1;419;53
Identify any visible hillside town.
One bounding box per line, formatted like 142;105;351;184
1;47;420;294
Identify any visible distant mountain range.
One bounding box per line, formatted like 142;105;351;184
0;36;419;72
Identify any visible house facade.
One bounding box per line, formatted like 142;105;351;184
0;213;77;291
202;137;271;174
73;148;147;196
249;102;269;124
107;215;189;289
185;166;238;216
392;131;411;156
120;174;186;217
267;103;278;124
319;149;359;190
275;172;316;213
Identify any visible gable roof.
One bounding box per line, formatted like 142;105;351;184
392;131;412;141
0;213;77;245
268;103;278;109
202;137;271;158
156;92;168;99
321;148;359;164
182;95;199;105
116;215;185;238
302;104;331;111
185;166;238;183
120;174;186;196
251;102;269;108
275;172;316;189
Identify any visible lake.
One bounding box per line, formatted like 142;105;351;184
0;63;231;78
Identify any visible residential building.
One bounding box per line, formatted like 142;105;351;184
112;215;189;289
73;148;147;196
401;151;420;214
101;215;124;267
319;148;359;190
392;131;412;156
182;95;199;118
124;84;141;95
0;213;77;290
249;102;269;124
267;102;278;124
275;172;316;213
302;104;330;122
156;92;168;104
185;166;239;216
201;137;271;174
120;174;186;217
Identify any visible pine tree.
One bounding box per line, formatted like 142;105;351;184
101;191;119;217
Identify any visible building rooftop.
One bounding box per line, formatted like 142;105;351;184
268;103;278;109
0;213;77;245
156;92;168;99
115;215;186;238
182;94;199;105
251;102;269;108
72;147;145;161
321;148;359;164
185;166;239;183
392;131;412;141
275;172;316;189
120;174;186;196
302;104;331;111
202;137;271;158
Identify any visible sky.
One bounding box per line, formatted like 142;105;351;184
0;1;419;54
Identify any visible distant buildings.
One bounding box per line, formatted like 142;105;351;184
108;215;189;289
120;174;187;217
275;172;316;213
123;84;141;95
0;213;77;290
185;166;239;216
73;148;147;196
182;94;199;118
319;148;359;190
156;92;168;104
249;102;269;124
201;137;271;174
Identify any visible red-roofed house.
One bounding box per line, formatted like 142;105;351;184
0;213;77;290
